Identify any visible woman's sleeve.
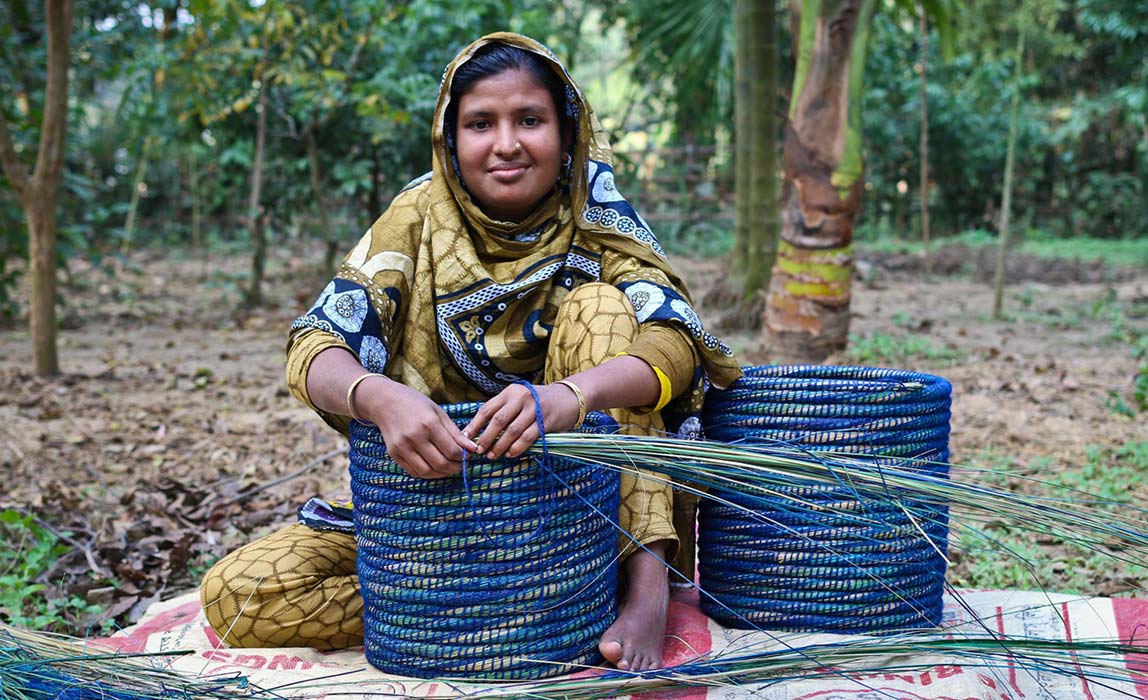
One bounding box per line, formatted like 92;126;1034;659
285;328;355;435
601;249;742;416
621;322;698;411
285;194;420;433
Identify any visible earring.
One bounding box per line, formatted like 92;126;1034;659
560;152;573;186
513;142;522;153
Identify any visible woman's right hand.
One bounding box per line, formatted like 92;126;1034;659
357;378;480;479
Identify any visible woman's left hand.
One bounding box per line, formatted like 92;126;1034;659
464;382;582;460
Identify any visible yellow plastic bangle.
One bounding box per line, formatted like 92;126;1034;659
345;372;384;422
554;379;587;430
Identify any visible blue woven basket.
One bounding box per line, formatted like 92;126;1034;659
699;365;951;633
350;403;620;680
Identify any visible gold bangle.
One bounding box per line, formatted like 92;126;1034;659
346;372;384;423
554;379;587;430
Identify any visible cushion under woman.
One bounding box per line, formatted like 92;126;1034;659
201;32;740;673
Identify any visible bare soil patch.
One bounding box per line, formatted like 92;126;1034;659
1;244;1145;629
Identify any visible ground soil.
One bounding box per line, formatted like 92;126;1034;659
1;243;1145;629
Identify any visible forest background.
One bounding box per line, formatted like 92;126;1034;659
0;0;1146;637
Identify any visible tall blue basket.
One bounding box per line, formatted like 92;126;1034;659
349;403;620;680
699;365;952;633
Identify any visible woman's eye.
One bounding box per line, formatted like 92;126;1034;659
468;120;491;131
521;116;541;127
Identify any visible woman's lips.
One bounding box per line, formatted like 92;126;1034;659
488;162;529;182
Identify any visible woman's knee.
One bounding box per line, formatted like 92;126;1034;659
200;524;360;649
556;283;636;328
549;283;639;374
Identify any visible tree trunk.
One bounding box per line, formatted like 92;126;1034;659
0;0;74;376
368;149;382;220
189;155;202;250
746;0;779;297
992;26;1025;320
764;0;876;363
122;137;150;250
733;0;752;280
27;200;59;375
306;130;338;272
245;82;268;306
1140;122;1148;222
918;7;931;275
734;0;780;301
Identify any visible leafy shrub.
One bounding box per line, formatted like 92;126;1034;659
0;510;102;631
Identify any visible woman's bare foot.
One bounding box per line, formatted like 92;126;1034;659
598;542;670;672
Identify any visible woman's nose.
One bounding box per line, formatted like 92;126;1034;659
492;126;519;157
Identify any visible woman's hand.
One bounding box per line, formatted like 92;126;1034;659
358;379;479;479
465;382;582;460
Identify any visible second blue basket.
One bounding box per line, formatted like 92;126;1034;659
699;365;952;633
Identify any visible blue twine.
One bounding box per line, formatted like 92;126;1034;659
350;396;621;680
699;365;952;633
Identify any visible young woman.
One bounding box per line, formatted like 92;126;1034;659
200;32;740;674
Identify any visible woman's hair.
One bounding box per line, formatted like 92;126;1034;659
446;43;568;139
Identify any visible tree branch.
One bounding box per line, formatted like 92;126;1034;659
0;116;31;205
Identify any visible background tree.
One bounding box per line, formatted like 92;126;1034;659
0;0;75;376
763;0;954;362
762;0;879;362
733;0;781;304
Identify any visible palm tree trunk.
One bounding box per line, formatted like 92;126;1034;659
764;0;876;363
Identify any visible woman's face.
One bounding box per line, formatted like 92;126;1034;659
454;68;563;222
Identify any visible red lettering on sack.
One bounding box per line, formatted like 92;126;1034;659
267;655;315;671
231;654;267;669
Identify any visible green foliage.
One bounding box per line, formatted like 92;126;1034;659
859;0;1148;242
953;442;1148;593
601;0;737;148
0;510;102;631
845;330;964;367
1089;288;1148;414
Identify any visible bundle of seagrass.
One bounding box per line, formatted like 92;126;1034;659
348;402;621;680
697;365;953;632
0;623;267;699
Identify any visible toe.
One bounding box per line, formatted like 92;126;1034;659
599;637;624;665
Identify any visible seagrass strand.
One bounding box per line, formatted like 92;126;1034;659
536;434;1148;553
0;624;267;699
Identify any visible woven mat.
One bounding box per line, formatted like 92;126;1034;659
91;588;1148;699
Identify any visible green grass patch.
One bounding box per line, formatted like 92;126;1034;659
951;443;1148;594
855;228;1148;268
0;510;103;631
845;330;964;367
1022;233;1148;268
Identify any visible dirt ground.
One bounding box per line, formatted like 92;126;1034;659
1;242;1145;628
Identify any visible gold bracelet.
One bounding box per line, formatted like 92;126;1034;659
345;372;384;423
554;379;587;431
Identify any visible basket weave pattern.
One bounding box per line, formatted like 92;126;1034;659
349;404;620;680
699;365;952;633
